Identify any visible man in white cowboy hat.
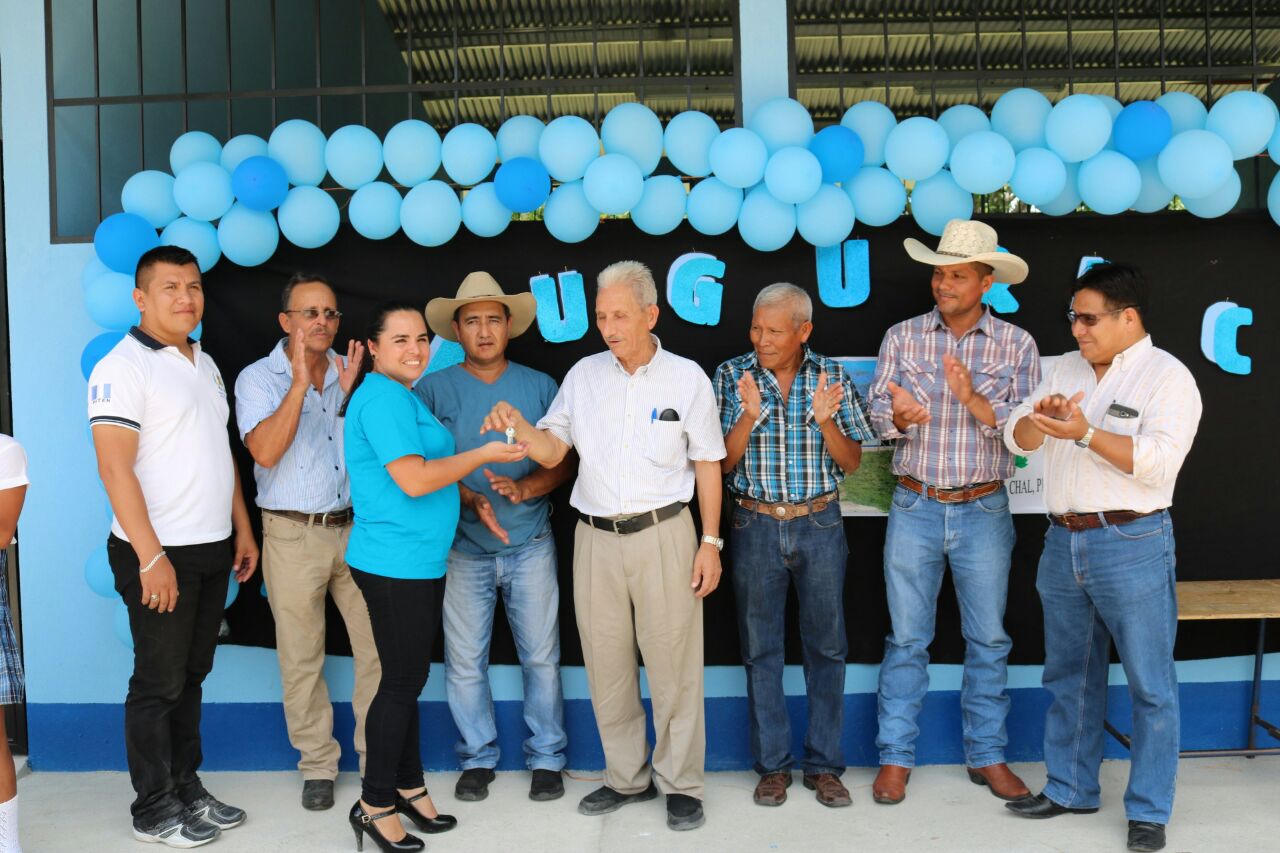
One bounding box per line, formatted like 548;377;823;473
866;218;1041;806
417;271;575;804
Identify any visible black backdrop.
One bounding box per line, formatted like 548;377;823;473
207;212;1275;668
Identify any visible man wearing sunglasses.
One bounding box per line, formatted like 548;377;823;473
1004;262;1201;853
234;272;380;812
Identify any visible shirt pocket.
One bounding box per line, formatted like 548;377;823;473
643;420;687;471
1103;405;1142;437
972;360;1015;401
899;356;937;401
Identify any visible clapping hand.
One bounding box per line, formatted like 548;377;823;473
812;372;843;425
942;354;975;405
338;338;365;394
886;380;931;426
737;371;763;422
1029;391;1089;442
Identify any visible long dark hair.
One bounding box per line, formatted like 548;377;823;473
339;301;425;416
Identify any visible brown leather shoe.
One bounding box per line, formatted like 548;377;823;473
966;763;1031;801
872;765;910;805
753;771;792;806
802;773;852;808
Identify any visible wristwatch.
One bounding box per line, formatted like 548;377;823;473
701;534;725;552
1075;425;1096;449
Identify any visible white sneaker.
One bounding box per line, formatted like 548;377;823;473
132;812;220;848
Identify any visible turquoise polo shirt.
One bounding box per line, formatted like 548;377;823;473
344;373;459;579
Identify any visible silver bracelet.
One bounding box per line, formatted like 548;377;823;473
139;550;166;574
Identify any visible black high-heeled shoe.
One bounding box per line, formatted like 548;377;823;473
348;801;424;852
394;789;458;834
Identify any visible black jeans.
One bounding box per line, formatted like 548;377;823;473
350;568;443;808
108;534;232;824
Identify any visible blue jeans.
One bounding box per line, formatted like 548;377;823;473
730;500;848;776
877;484;1015;769
442;527;567;771
1037;511;1179;824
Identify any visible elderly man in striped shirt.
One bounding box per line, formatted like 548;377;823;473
867;219;1041;806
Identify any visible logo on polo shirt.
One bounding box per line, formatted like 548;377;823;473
90;383;112;404
212;372;227;398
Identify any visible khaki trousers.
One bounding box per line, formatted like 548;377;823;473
573;508;705;799
261;511;381;780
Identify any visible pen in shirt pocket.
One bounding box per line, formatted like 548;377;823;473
651;407;657;423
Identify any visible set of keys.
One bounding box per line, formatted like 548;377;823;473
505;426;517;445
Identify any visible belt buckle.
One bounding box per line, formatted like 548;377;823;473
774;505;787;518
611;516;630;535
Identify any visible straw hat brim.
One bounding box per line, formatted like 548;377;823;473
424;292;539;342
903;238;1029;285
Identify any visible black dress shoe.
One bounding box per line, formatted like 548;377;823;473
394;791;458;834
454;768;496;802
1005;792;1100;819
529;769;565;801
1127;821;1166;852
666;794;705;831
577;781;658;815
302;779;335;811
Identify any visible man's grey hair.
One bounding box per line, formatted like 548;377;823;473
753;282;813;327
597;260;658;309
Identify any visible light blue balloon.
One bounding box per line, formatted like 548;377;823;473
797;184;854;248
1095;93;1124;122
170;130;221;174
225;575;240;609
1132;157;1174;213
1269;172;1280;228
461;182;512;237
220;134;268;173
1206;90;1277;159
325;125;383;189
1157;130;1234;200
496;115;545;162
601;103;664;175
840;101;897;166
630;175;686;236
84;546;116;598
709;127;768;188
442;123;498;186
278;186;340;249
538;116;599;183
938;104;991;163
400;180;461;247
217;202;279;266
583;153;644;214
173;162;234;222
85;271;140;330
268;119;328;186
846;166;905;227
910;170;972;236
1183;168;1240;218
161;217;221;272
748;97;815;155
1078;151;1141;215
950;131;1015;194
664;110;720;178
1156;91;1208;135
1045;93;1112;163
81;257;110;292
349;182;403;240
543;180;599;243
990;87;1052;151
121;170;180;229
764;146;822;204
1039;163;1082;216
884;116;950;182
738;185;796;252
113;602;134;649
686;177;743;235
1010;147;1067;206
383;120;442;185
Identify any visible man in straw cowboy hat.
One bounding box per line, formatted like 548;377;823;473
866;218;1041;806
417;272;575;804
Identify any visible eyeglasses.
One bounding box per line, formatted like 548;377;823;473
1067;306;1134;327
284;308;342;321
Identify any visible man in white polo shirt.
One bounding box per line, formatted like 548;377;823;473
89;245;260;849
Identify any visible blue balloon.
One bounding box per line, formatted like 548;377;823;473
84;546;116;598
191;321;203;342
686;177;743;235
950;131;1016;194
1156;91;1208;135
81;331;125;380
601;103;664;175
884;116;950;182
1183;169;1241;218
1157;130;1234;199
1206;90;1277;159
400;181;461;247
278;186;340;249
840;101;897;166
496;115;545;162
94;212;160;274
1112;101;1173;162
442;123;498;186
1045;94;1112;163
494;157;551;213
348;182;402;240
938;104;991;163
738;185;796;252
748;97;814;155
160;217;221;272
1268;172;1280;228
85;271;141;330
807;125;863;184
910;170;973;236
846;166;905;227
543;180;599;243
1132;157;1174;213
173;162;234;221
217;202;279;266
797;184;855;248
991;87;1052;152
1078;151;1141;215
121;171;180;229
383;120;442;185
220;134;268;172
1010;147;1067;206
538;116;599;183
764;146;822;204
1039;163;1082;216
631;175;686;236
583;154;644;214
664;111;720;178
461;182;512;237
231;156;289;211
81;257;110;292
225;575;240;609
325;125;383;189
268;119;328;186
709;127;768;188
170;130;221;174
113;603;134;649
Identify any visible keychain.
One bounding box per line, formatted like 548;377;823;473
505;426;517;445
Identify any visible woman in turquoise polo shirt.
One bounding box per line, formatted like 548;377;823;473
341;302;527;853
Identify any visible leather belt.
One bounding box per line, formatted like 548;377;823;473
897;475;1003;504
734;491;839;520
579;501;686;535
1050;509;1162;531
264;507;354;528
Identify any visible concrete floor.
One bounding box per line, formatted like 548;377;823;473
15;759;1277;852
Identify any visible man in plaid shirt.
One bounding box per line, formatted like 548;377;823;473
713;282;873;810
866;219;1040;806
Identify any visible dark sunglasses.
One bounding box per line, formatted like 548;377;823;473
284;308;342;321
1067;306;1134;327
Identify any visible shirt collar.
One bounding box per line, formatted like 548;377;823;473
129;326;199;352
1112;334;1154;371
268;338;341;387
926;306;994;338
609;334;665;375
